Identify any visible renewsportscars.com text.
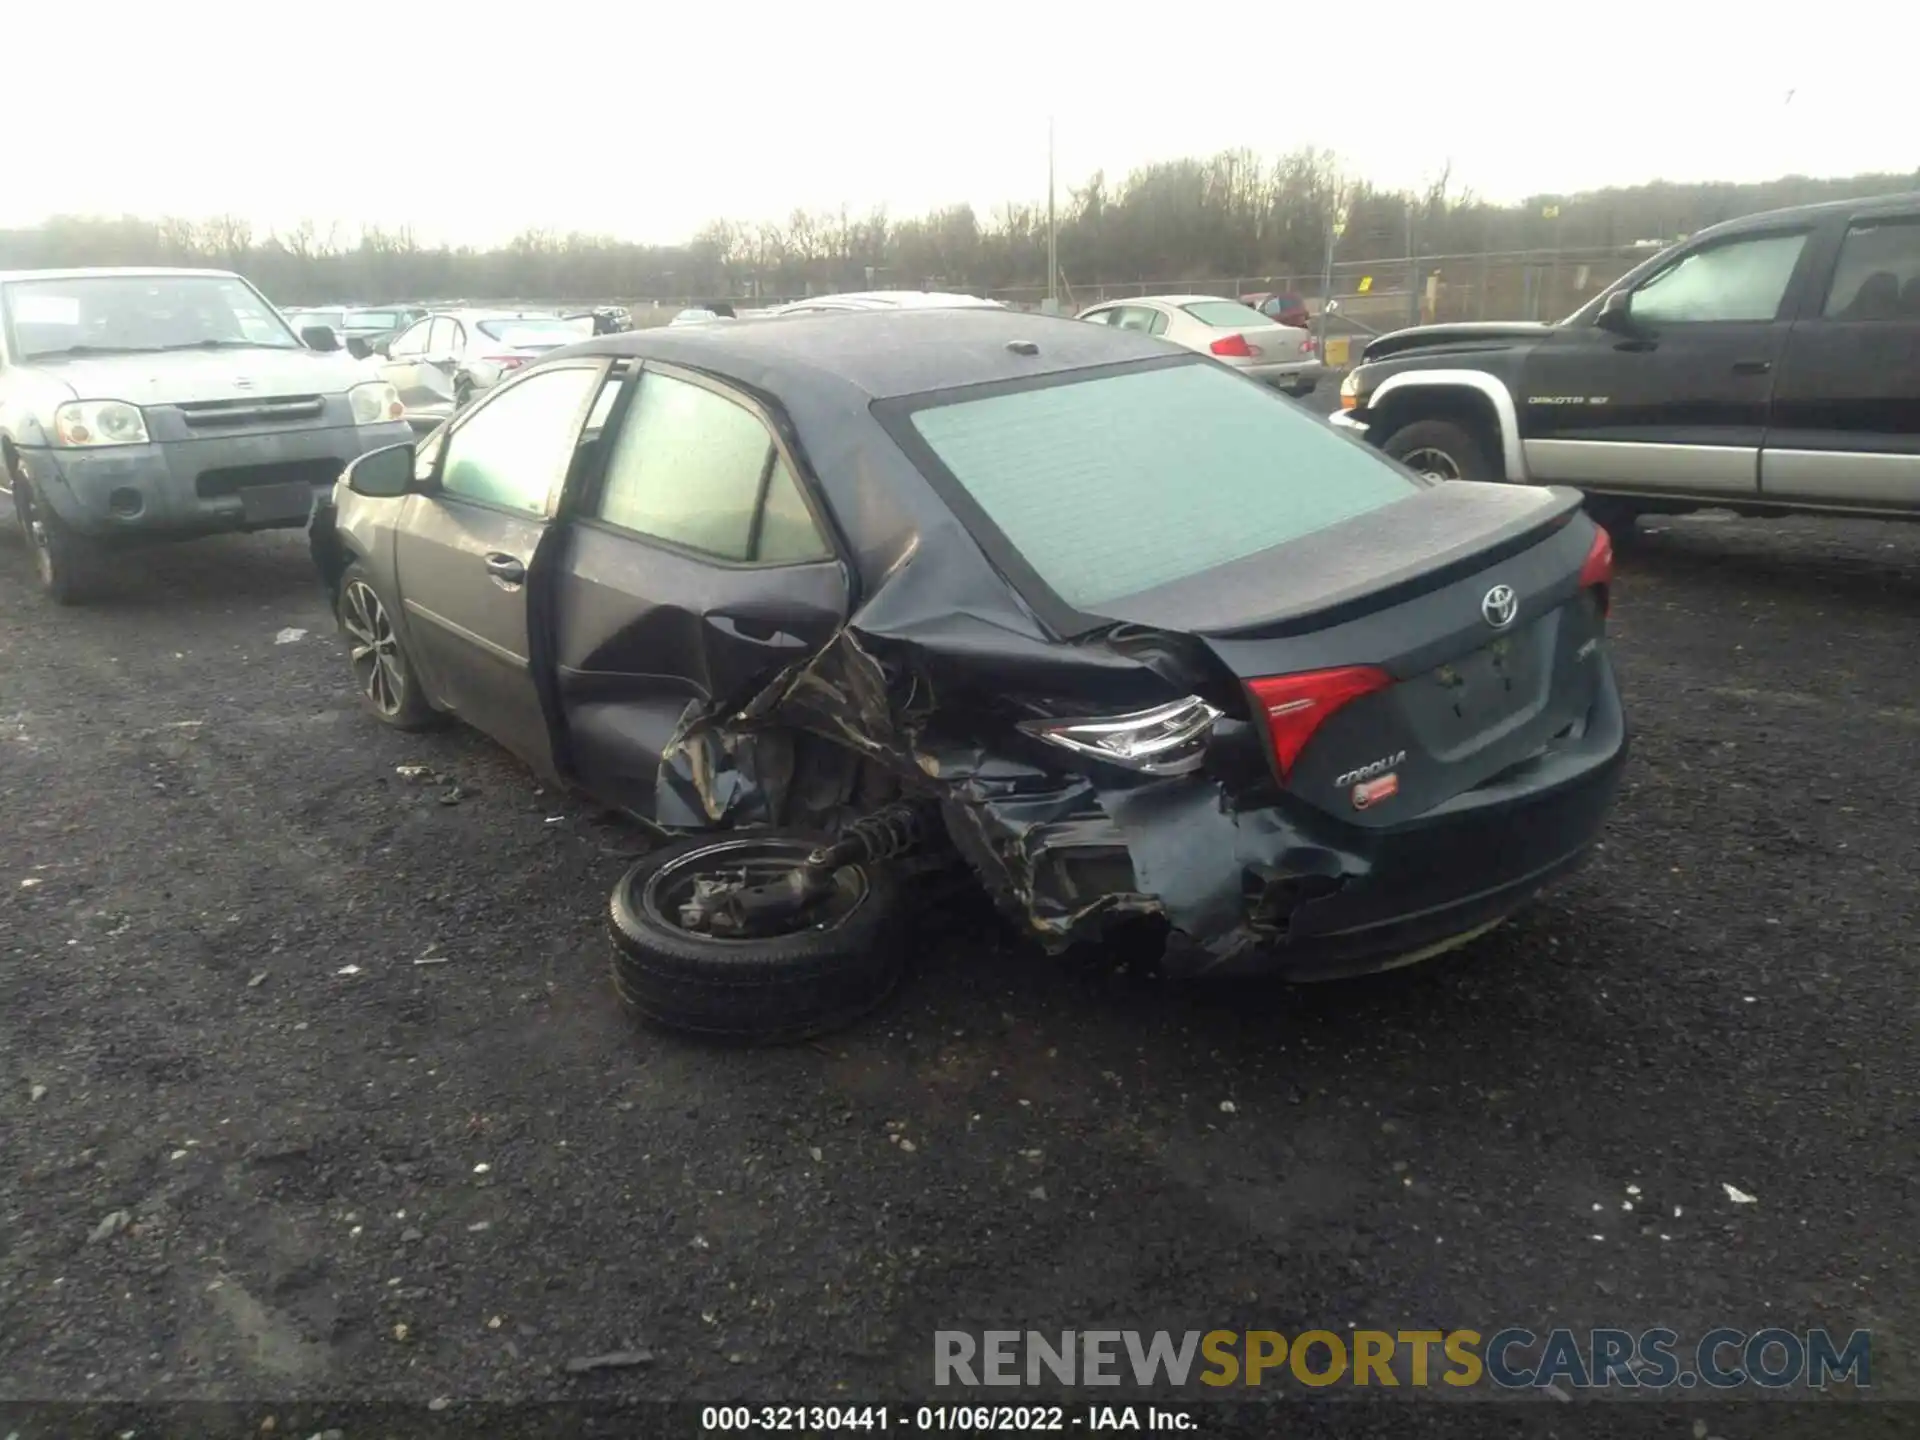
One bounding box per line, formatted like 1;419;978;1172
933;1328;1870;1391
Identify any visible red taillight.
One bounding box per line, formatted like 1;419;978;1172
1579;524;1614;616
1245;666;1394;781
1300;337;1317;355
486;355;527;370
1209;333;1254;357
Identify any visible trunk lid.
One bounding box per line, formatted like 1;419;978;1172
1092;483;1607;826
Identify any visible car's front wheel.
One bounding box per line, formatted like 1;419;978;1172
337;564;438;730
609;831;909;1044
17;482;101;605
1381;418;1495;483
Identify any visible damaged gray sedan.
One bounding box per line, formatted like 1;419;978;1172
310;308;1627;1041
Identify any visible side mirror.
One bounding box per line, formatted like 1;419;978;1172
344;442;415;498
1595;289;1636;335
345;336;371;360
301;324;340;352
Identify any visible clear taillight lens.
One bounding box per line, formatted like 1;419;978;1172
1020;696;1221;775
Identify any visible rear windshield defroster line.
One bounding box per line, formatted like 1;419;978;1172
879;357;1418;628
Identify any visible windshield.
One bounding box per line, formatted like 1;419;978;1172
343;309;405;332
476;317;587;347
4;275;301;357
1180;300;1278;329
906;360;1419;609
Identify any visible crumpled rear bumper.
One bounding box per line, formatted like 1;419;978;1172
938;665;1627;978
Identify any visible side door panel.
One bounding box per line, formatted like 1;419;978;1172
550;529;848;819
545;363;853;823
1764;214;1920;512
390;362;607;777
1519;229;1813;495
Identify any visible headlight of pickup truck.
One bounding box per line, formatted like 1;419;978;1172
54;400;149;447
348;381;404;425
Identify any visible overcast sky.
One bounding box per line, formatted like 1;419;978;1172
12;1;1913;248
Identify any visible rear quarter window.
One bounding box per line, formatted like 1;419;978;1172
904;361;1418;609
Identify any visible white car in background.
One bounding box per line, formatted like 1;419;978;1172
370;310;588;427
1076;295;1324;396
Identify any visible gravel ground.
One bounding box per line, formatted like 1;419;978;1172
1;492;1916;1433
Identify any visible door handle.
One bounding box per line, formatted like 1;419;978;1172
711;614;801;647
483;552;526;585
1732;359;1772;375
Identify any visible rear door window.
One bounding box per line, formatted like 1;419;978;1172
1821;220;1920;320
593;371;831;564
903;360;1417;609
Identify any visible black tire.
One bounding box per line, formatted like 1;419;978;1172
1583;496;1644;547
18;482;100;605
1382;418;1495;482
336;563;439;730
609;831;908;1045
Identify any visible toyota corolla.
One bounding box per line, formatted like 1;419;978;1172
310;308;1626;1041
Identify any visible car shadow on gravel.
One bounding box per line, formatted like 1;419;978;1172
0;527;322;610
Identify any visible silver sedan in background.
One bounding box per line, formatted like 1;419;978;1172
371;309;590;428
1076;295;1324;396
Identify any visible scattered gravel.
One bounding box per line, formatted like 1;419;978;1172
2;511;1915;1421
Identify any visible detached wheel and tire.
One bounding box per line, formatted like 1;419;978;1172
1382;419;1494;483
337;564;438;730
16;482;101;605
609;831;908;1045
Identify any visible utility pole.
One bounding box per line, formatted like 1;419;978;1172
1405;196;1419;328
1543;202;1563;320
1046;115;1058;312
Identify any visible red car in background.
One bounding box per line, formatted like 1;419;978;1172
1241;291;1312;331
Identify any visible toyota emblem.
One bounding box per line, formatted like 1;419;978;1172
1481;584;1518;630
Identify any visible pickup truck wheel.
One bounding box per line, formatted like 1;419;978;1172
608;832;908;1045
1584;497;1644;547
1382;419;1494;483
337;564;439;730
18;483;100;605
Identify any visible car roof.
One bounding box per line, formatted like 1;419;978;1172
1084;294;1253;310
0;265;244;284
1693;190;1920;242
571;306;1176;400
770;290;1002;312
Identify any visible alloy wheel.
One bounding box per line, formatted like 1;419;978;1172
1400;447;1463;482
341;579;406;717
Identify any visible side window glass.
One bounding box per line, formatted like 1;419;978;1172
595;373;830;564
1081;309;1115;326
1822;220;1920;321
428;317;460;353
391;320;430;357
438;367;600;514
1148;311;1169;337
1630;232;1807;325
756;459;833;564
1113;307;1157;333
585;376;625;432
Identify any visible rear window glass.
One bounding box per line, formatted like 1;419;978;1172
345;310;403;330
907;362;1418;609
1181;300;1277;328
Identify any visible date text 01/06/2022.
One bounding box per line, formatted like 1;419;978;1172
699;1405;1195;1431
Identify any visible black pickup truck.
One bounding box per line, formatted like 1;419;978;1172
1331;191;1920;537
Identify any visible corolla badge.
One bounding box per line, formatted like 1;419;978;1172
1481;584;1518;630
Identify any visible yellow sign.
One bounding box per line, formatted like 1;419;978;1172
1542;204;1561;219
1357;276;1373;294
